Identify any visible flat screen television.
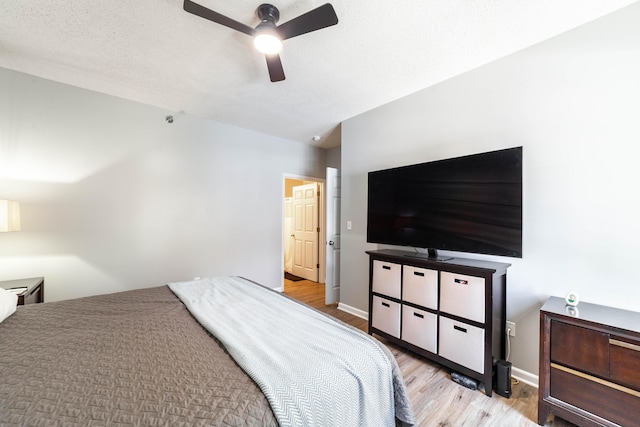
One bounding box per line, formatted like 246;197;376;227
367;147;522;259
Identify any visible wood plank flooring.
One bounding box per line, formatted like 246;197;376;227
284;278;577;427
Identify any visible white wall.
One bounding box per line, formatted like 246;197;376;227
0;68;326;302
340;3;640;379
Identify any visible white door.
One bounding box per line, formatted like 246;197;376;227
325;167;340;304
292;182;319;281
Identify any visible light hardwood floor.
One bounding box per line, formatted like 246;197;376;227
283;278;577;427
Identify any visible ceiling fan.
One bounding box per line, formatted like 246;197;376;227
184;0;339;82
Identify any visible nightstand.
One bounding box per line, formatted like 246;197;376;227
538;296;640;426
0;277;44;305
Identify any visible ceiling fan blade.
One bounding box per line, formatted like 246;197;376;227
184;0;255;37
265;54;285;82
276;3;338;40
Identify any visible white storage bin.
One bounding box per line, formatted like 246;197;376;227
371;295;401;338
440;271;485;323
401;306;437;353
402;266;438;309
439;316;485;373
372;260;401;299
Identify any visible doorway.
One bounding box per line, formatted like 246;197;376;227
283;176;325;287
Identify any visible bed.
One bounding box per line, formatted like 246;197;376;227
0;276;415;426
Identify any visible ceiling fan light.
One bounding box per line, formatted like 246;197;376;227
254;31;282;54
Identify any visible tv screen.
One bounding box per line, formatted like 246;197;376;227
367;147;522;258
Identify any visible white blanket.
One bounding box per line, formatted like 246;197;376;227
0;286;18;323
168;276;399;427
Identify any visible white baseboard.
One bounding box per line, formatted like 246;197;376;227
511;366;538;388
337;302;368;320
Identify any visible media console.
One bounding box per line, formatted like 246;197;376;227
366;249;510;396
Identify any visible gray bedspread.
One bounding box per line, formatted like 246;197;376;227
0;285;278;426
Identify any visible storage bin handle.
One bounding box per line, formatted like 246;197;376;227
413;312;424;319
382;265;391;270
454;278;468;285
414;271;424;277
454;325;467;333
381;302;390;308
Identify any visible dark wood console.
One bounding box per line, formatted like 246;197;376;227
539;297;640;426
366;249;510;396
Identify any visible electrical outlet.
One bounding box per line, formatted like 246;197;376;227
506;321;516;337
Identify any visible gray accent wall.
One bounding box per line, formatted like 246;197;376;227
340;3;640;378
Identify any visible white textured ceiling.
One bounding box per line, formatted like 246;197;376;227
1;0;637;148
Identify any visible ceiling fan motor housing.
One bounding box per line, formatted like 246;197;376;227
257;4;280;25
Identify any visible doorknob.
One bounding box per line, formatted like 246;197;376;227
329;241;335;246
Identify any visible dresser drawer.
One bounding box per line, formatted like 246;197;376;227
610;336;640;392
372;260;401;299
439;316;485;373
371;296;400;338
550;321;609;378
402;266;437;309
550;365;640;427
440;271;485;323
402;306;437;354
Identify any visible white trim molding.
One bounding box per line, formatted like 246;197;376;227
512;366;538;389
337;302;368;321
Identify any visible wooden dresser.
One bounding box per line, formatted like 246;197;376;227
539;297;640;426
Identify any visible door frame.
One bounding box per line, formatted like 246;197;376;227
282;174;325;290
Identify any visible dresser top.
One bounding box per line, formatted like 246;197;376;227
541;296;640;335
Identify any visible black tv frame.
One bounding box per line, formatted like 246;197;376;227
366;147;523;259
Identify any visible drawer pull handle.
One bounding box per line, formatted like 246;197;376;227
414;271;425;277
413;312;424;319
610;339;640;352
382;265;391;270
381;302;390;308
454;278;468;285
454;325;467;333
551;363;640;398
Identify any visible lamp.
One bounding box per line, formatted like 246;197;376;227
0;200;21;232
